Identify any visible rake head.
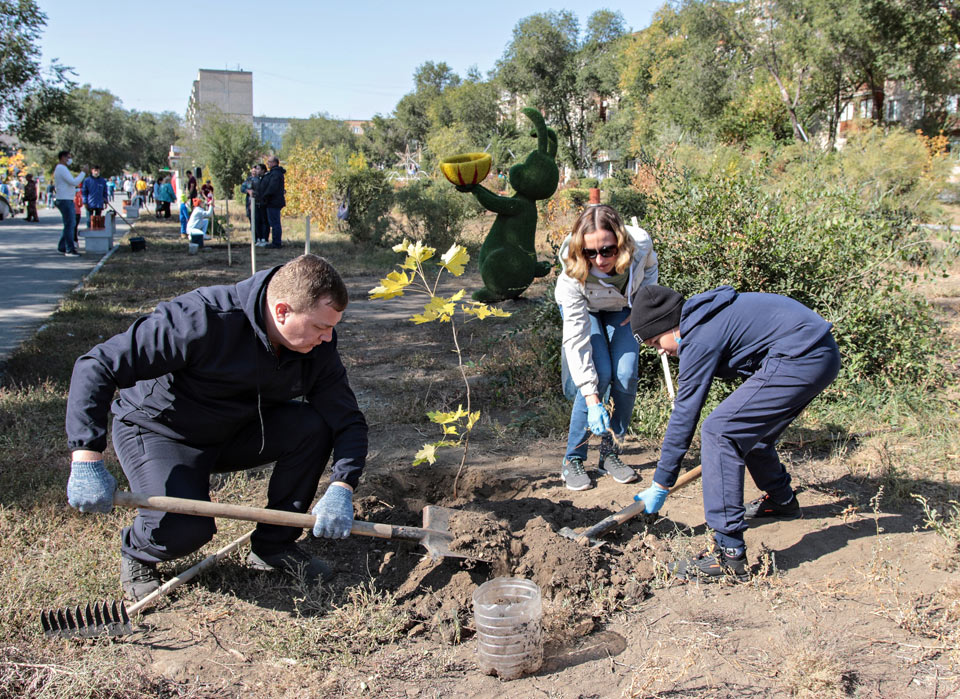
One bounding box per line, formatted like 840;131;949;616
40;600;132;639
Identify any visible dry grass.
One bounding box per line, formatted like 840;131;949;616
776;630;853;698
1;205;960;697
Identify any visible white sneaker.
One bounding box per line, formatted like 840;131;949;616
255;240;267;247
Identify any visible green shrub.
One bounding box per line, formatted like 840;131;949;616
331;153;394;245
395;178;478;250
644;162;940;387
769;130;953;222
608;186;648;222
581;177;600;189
560;188;590;208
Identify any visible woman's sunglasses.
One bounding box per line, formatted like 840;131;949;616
583;245;619;260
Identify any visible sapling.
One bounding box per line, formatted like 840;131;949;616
370;239;510;496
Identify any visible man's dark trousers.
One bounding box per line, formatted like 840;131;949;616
114;401;333;563
266;207;282;247
255;204;268;242
699;333;841;549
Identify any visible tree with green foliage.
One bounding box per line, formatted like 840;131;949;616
26;86;180;176
281;113;356;158
496;9;628;170
197;109;264;197
125;110;181;173
0;0;74;144
357;114;407;169
620;3;738;147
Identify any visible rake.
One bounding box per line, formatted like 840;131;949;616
40;528;253;639
41;491;466;638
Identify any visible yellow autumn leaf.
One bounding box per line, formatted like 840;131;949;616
427;406;469;424
411;311;438;324
466;411;481;431
400;240;435;270
440;244;470;276
369;270;412;300
412;295;456;323
413;443;437;465
443;425;459;435
463;302;512;319
392;239;411;254
450;289;465;301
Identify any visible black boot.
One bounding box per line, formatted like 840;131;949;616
670;544;749;582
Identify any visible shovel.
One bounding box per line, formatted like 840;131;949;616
40;491;464;638
558;344;690;547
558;465;703;547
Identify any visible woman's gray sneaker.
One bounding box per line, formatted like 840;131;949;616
561;457;592;491
597;452;637;484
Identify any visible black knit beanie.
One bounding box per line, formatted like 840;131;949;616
630;285;685;341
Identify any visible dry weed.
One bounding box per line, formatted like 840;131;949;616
776;629;853;698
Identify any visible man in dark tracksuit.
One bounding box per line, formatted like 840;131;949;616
630;285;840;581
65;255;368;600
258;156;286;249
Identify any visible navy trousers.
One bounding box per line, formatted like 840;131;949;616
114;401;333;563
265;207;282;246
700;333;841;549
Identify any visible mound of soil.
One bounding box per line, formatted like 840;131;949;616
314;467;665;647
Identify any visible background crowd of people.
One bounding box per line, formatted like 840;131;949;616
2;154;287;256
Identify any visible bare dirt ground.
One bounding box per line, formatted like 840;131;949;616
70;256;960;699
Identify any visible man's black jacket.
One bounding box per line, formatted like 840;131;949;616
258;165;286;209
65;265;367;488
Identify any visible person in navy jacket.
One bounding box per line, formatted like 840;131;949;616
630;285;840;582
81;165;108;228
65;255;368;600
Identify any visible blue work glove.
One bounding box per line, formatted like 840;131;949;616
634;482;669;514
586;403;611;435
312;484;354;539
67;460;117;513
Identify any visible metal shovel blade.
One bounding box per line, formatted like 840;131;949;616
40;600;131;639
420;505;472;561
557;526;606;548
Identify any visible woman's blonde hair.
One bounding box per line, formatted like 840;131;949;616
562;204;636;284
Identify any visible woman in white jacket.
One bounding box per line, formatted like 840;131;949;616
554;204;659;490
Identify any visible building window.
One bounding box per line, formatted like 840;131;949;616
840;102;855;122
885;99;901;122
859;98;873;120
947;96;960;114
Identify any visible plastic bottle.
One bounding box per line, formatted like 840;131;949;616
472;577;543;680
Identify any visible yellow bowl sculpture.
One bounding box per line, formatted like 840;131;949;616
439;152;492;186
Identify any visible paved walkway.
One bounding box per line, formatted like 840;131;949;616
0;200;133;365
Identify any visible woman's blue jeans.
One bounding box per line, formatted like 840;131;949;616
55;199;77;253
563;306;639;462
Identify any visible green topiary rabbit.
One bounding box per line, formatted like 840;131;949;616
457;107;559;302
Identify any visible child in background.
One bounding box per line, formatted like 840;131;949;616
179;193;191;239
73;187;83;241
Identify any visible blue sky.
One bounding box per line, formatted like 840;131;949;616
38;1;662;120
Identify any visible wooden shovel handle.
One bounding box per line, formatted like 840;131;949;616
113;492;433;543
576;465;703;542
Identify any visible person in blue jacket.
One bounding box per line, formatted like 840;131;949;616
81;165;108;228
630;285;840;582
64;255;368;601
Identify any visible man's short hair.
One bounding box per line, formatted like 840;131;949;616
268;156;279;166
92;165;101;170
268;254;348;312
58;150;70;160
